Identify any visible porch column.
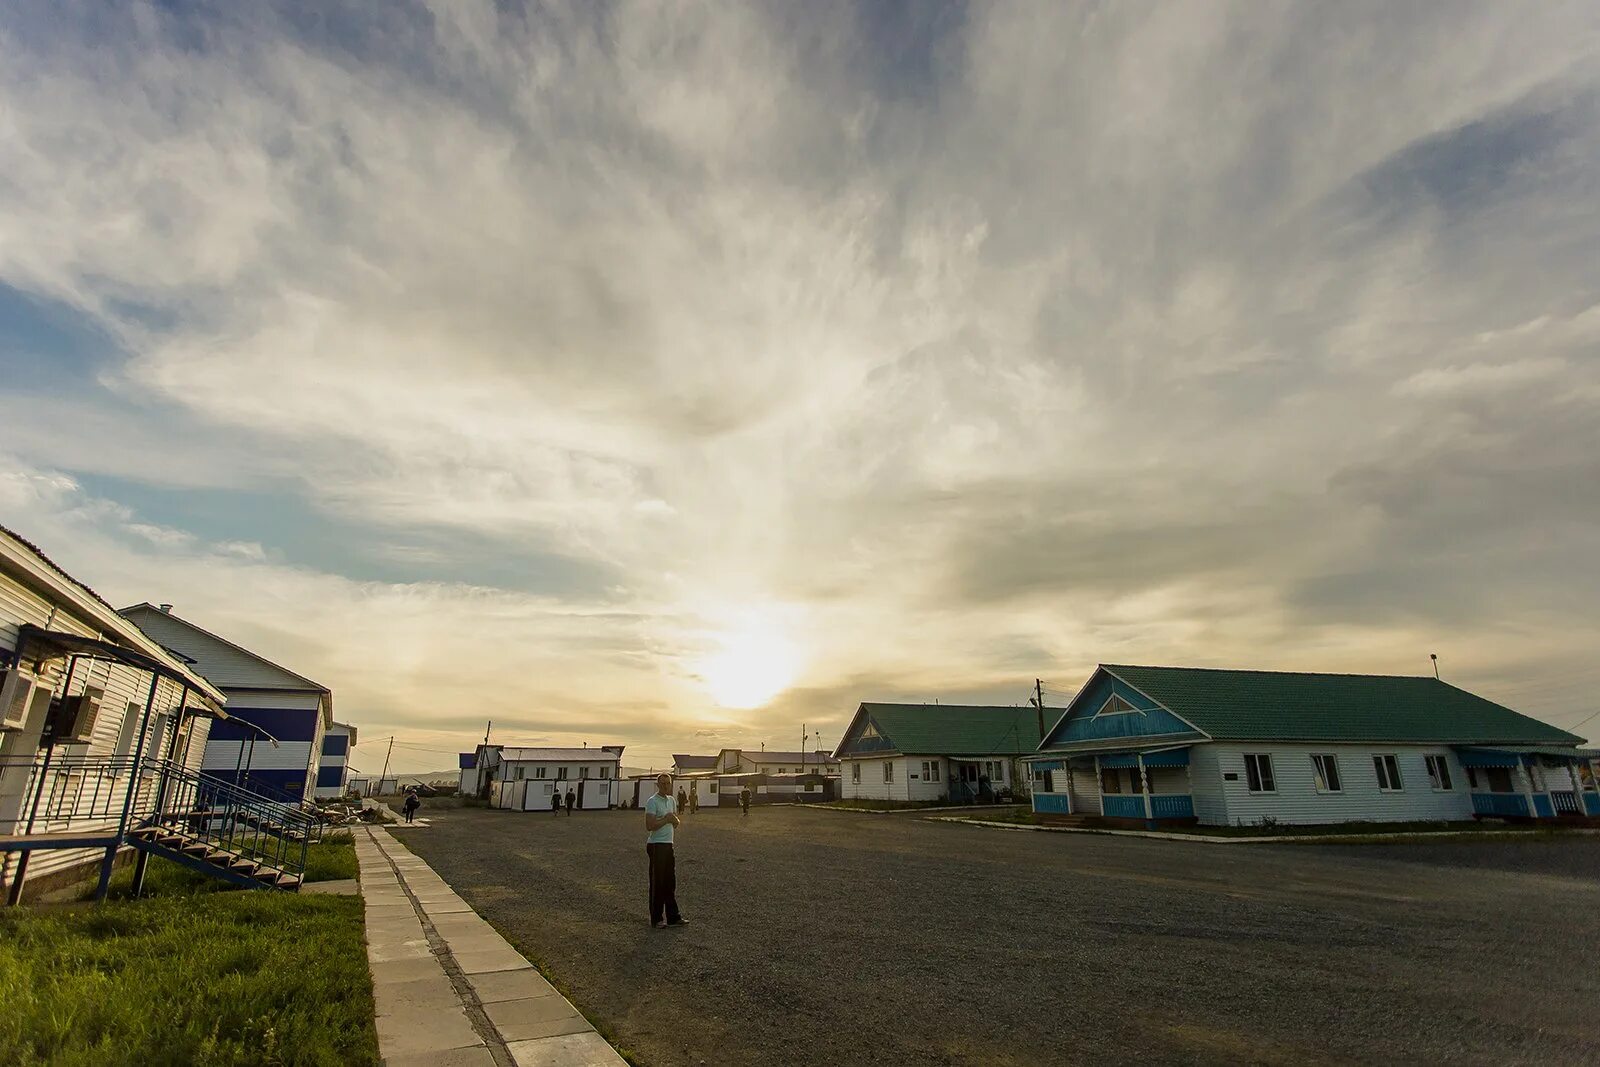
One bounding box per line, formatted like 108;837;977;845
1093;756;1103;816
1520;758;1540;819
1138;753;1153;823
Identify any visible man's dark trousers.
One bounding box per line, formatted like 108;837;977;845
647;843;681;925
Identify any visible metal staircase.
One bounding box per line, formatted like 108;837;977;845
1;752;320;898
125;759;318;891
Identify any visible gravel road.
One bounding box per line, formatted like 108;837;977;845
397;805;1600;1066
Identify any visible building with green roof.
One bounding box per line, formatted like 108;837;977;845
833;703;1043;804
1026;665;1598;828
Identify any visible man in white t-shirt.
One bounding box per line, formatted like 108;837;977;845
644;773;687;928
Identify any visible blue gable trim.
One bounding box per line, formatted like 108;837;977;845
838;713;897;757
1041;670;1206;750
210;707;319;743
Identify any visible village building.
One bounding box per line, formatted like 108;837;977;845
714;747;840;776
314;721;357;799
0;526;230;901
121;603;333;804
476;744;626;811
672;753;718;776
1026;664;1599;828
832;704;1043;803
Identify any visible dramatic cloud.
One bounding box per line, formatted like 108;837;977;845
2;1;1598;770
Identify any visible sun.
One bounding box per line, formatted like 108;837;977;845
699;624;802;709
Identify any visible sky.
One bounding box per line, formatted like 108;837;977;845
2;1;1598;775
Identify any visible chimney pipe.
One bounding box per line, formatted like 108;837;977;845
158;604;173;613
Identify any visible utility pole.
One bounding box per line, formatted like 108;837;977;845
1035;678;1046;742
801;722;806;777
484;720;492;746
380;737;394;784
1430;654;1440;680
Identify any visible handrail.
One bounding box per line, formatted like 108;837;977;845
0;753;314;881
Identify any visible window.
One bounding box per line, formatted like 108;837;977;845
535;766;547;779
1126;768;1145;794
579;766;589;779
776;768;786;775
1100;768;1122;794
557;767;568;780
851;763;861;783
1373;754;1403;792
598;766;609;779
1425;755;1453;791
1466;767;1479;790
1310;754;1342;793
1096;694;1138;716
921;760;935;780
514;767;525;780
883;762;894;783
1244;754;1275;793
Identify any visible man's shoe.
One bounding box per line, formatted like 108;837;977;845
651;920;666;929
665;918;690;927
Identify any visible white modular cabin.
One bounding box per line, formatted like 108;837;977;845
488;746;626;811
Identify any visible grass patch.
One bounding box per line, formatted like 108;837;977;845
104;837;358;900
0;890;377;1066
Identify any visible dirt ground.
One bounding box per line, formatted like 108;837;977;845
398;804;1600;1066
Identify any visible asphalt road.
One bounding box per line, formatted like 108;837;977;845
397;806;1600;1066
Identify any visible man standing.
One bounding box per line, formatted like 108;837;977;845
565;787;576;816
550;788;561;817
644;773;687;928
739;785;751;816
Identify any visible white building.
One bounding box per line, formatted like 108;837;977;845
832;704;1043;804
314;721;357;799
0;525;227;902
120;603;334;804
1026;664;1599;827
715;747;840;777
481;745;626;811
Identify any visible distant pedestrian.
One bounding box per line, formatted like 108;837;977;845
689;788;698;814
402;790;420;823
677;787;687;813
550;789;561;817
739;786;751;816
644;773;686;928
565;787;576;816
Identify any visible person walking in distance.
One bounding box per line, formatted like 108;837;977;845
402;788;420;824
739;785;751;816
644;773;687;928
676;786;687;814
550;787;561;817
565;786;576;816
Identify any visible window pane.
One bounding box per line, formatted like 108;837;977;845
1325;756;1340;792
1245;757;1261;792
1259;756;1274;792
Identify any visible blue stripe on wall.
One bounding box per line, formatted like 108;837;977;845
321;735;348;755
316;766;345;788
210;707;319;742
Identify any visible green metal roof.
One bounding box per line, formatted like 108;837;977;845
840;703;1043;757
1102;665;1584;746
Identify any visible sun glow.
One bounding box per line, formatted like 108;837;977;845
698;620;802;709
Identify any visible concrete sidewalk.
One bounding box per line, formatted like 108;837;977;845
356;827;626;1067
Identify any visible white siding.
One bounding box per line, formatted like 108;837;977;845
839;756;910;801
905;755;949;802
121;607;322;692
1188;745;1228;825
1205;743;1475;826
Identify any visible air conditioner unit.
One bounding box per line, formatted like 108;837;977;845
56;685;106;745
1;669;43;731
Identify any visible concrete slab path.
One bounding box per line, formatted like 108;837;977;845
357;827;626;1067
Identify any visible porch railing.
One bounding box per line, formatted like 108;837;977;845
1150;794;1195;820
1033;792;1071;815
1101;795;1145;819
1471;792;1530;818
0;754;146;835
144;759;316;880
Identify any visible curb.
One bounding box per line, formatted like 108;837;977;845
925;816;1600;845
803;803;1023;816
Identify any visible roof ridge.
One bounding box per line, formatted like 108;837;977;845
1104;663;1435;681
120;602;329;693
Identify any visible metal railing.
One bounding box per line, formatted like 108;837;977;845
0;752;316;883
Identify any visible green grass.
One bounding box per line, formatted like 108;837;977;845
820;798;956;812
104;837;358;900
0;890;377;1066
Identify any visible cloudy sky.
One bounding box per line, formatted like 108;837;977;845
3;2;1598;773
